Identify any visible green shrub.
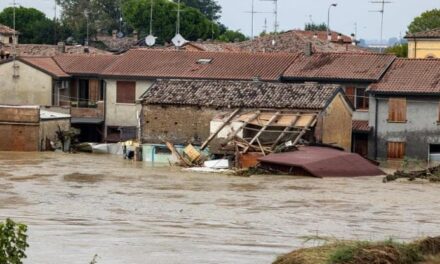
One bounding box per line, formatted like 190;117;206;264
0;219;29;264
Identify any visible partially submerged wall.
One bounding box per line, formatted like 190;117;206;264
0;106;40;151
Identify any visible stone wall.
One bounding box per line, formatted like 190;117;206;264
142;105;221;145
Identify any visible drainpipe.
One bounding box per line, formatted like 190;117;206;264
374;97;379;160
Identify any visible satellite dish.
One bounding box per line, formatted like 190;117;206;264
172;33;188;47
117;31;124;38
145;34;157;47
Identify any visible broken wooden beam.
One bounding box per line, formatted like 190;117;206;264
201;108;241;150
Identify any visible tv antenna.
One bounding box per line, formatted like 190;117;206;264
145;0;157;46
261;0;279;33
370;0;392;52
245;0;271;39
172;0;188;48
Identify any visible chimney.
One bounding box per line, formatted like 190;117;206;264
327;32;332;41
304;42;313;56
112;30;117;40
351;33;357;46
57;42;66;53
337;33;342;42
133;30;138;41
313;32;318;39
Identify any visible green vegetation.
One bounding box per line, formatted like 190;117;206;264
273;237;440;264
53;0;245;45
173;0;222;20
0;219;29;264
304;22;328;31
408;9;440;34
386;43;409;58
0;6;70;44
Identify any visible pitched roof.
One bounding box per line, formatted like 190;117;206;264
19;57;70;78
405;28;440;39
101;49;298;81
142;79;341;110
0;24;18;35
235;30;368;54
283;52;396;82
352;120;370;132
369;58;440;94
294;30;353;44
53;55;117;76
0;44;110;57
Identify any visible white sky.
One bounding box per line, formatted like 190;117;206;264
0;0;439;40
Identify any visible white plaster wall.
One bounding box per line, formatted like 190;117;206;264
0;61;52;106
105;80;153;127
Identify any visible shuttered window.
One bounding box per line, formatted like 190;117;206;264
387;141;406;159
116;81;136;104
388;98;407;122
345;86;355;106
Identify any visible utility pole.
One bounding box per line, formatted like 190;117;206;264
327;3;337;38
176;0;181;35
370;0;392;52
54;1;57;44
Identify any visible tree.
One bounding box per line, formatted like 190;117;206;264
218;29;247;42
0;6;66;44
408;9;440;34
0;219;28;264
174;0;222;20
122;0;221;43
304;22;328;31
385;43;408;58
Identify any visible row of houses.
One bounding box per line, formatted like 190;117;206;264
0;47;439;162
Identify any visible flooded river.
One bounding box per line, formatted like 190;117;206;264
0;152;439;264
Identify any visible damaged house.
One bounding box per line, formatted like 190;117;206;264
368;58;440;161
141;80;353;161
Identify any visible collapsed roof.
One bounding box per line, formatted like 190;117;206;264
259;146;384;178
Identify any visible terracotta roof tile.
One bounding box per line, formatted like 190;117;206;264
143;79;341;110
283;52;396;82
352;120;370;132
236;30;368;53
19;57;70;78
294;30;353;44
406;28;440;39
369;59;440;94
53;54;117;75
0;24;18;35
102;49;298;81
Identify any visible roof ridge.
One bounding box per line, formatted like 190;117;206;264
127;48;299;57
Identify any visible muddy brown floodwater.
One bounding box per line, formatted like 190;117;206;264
0;152;440;264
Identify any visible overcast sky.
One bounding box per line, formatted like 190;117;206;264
0;0;438;41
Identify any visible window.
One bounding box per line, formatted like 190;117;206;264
345;86;355;106
388;98;407;123
387;141;405;159
355;88;369;110
8;37;13;44
116;81;136;104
